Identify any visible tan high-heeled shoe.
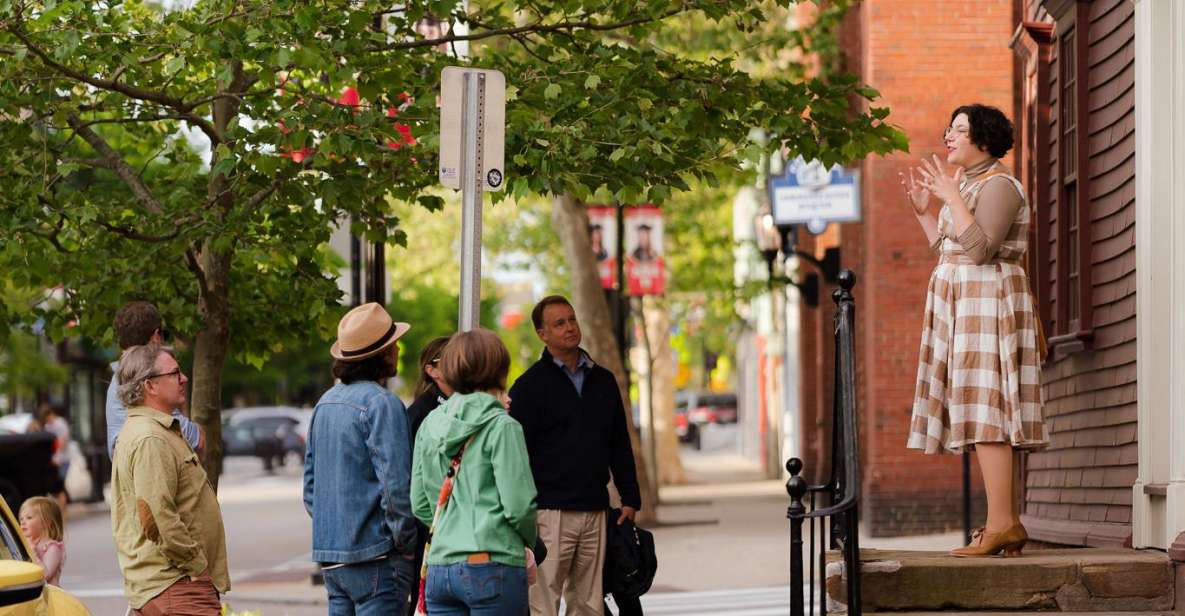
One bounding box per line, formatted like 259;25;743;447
949;523;1027;557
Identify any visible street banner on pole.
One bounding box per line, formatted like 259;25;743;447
587;206;618;289
767;156;860;234
625;205;665;296
439;66;507;331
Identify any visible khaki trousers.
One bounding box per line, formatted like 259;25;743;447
530;509;606;616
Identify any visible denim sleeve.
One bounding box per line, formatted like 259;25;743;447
173;412;203;452
363;391;415;554
303;409;317;518
106;373;127;460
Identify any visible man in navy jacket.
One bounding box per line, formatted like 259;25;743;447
509;295;641;616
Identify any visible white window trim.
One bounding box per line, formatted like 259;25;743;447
1133;0;1185;550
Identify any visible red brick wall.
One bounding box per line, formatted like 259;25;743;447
797;0;1018;536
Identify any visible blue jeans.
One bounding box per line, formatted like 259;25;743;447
323;555;415;616
425;562;528;615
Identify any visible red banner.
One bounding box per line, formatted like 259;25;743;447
587;206;618;289
625;206;665;296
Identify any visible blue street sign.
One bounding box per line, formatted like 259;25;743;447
767;157;861;234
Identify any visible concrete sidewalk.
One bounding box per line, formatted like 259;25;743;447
221;448;959;612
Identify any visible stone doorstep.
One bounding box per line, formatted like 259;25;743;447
865;613;1175;616
824;548;1175;613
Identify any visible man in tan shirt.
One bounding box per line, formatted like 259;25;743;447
111;344;229;615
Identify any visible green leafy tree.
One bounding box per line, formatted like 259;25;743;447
0;0;904;494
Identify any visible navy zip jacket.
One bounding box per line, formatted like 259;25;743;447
508;348;642;511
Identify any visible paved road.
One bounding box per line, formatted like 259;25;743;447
65;455;315;615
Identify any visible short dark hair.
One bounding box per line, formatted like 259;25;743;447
414;335;452;398
531;295;573;331
951;104;1014;159
332;347;398;384
114;301;162;350
439;328;510;394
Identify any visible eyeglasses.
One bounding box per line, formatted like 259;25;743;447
429;357;441;365
944;126;970;140
145;368;183;382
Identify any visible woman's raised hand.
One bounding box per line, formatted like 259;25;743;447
899;167;932;215
916;155;965;206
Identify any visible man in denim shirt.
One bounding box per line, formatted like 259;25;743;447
304;303;417;616
107;301;202;459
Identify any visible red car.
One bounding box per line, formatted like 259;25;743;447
675;392;737;450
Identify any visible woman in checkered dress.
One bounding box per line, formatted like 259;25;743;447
901;104;1049;557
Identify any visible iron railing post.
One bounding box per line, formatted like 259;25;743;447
785;269;860;616
787;458;807;616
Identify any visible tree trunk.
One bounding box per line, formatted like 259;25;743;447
190;243;232;490
642;295;686;485
550;194;657;522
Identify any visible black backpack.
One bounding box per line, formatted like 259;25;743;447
603;508;658;600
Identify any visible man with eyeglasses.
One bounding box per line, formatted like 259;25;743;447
111;343;229;615
106;301;203;460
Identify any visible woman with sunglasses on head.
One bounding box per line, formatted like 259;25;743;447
900;103;1049;557
404;335;452;615
407;336;454;441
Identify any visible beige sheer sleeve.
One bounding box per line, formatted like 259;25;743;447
956;177;1023;264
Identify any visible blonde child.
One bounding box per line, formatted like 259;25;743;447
18;496;65;586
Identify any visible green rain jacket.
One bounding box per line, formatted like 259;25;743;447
411;391;538;567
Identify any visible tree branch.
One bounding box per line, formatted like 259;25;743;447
243;179;285;215
66;113;165;215
185;248;212;302
8;25;223;144
95;219;183;242
374;7;688;51
26;203;72;253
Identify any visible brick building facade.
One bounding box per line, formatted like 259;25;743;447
795;0;1018;536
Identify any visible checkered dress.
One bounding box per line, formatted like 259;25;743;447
906;170;1049;454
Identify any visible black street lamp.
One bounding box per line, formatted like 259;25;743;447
754;211;823;307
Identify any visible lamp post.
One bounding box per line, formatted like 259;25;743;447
755;209;784;478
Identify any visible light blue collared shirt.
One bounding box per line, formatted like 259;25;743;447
552;351;594;395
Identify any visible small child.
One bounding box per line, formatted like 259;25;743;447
18;496;65;586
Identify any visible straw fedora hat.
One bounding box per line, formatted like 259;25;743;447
330;303;411;361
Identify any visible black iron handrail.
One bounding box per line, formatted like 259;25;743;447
786;268;861;616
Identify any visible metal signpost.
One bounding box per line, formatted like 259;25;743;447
440;67;506;331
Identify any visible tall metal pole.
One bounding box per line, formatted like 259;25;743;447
349;225;362;307
458;71;485;332
372;237;386;306
615;202;629;385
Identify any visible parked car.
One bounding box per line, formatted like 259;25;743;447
0;432;57;513
222;407;310;472
0;414;34;436
675;391;738;450
0;490;90;614
687;392;738;425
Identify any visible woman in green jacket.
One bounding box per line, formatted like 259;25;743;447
411;328;538;615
